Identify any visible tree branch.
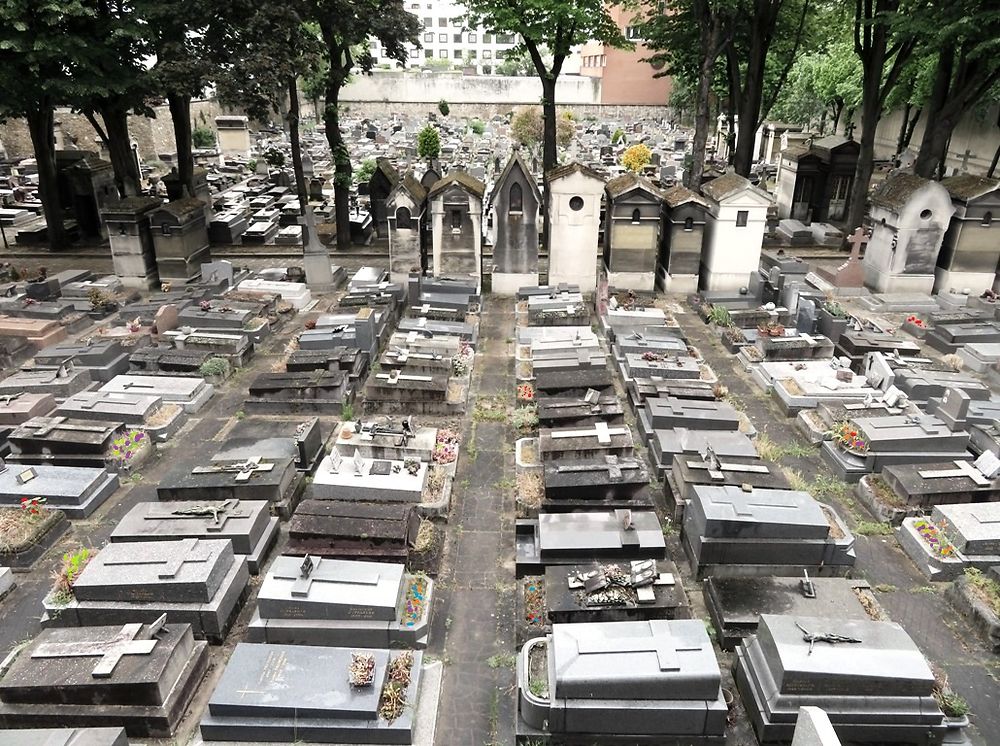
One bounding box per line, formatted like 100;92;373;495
83;109;109;146
761;0;811;119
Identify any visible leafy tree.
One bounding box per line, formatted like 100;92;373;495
417;125;441;160
496;48;547;76
622;144;652;172
470;119;485;135
466;0;628;253
846;0;922;231
438;99;450;116
308;0;421;248
192;126;216;149
263;147;286;167
771;39;862;134
355;158;377;184
511;106;573;150
216;7;324;212
643;0;731;191
612;128;626;145
301;50;330;120
0;0;97;248
909;3;1000;177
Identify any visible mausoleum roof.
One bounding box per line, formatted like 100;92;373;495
606;172;662;200
869;172;933;211
546;162;604;183
156;197;206;219
662;185;709;209
942;174;1000;202
700;172;751;202
428;171;485;199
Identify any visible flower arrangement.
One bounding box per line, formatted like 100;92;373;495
19;496;46;518
199;300;212;312
126;317;142;333
432;429;460;464
524;580;545;626
823;300;847;318
758;322;785;337
400;575;428;627
109;429;147;469
517;383;535;401
403;457;421;476
348;652;376;687
905;315;925;328
828;420;868;453
304;318;317;330
452;343;474;376
914;519;957;558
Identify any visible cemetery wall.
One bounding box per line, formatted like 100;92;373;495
340;71;602;105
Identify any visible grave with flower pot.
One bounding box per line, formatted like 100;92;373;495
0;497;69;568
0;463;119;519
820;414;973;482
247;555;433;648
308;447;428;505
334;418;440;463
898;502;1000;581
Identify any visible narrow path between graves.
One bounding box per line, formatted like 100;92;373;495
681;310;998;745
431;300;516;746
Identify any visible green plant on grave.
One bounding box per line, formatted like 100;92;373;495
341;402;355;421
199;357;229;377
706;305;732;326
191;125;216;149
247;159;257;173
437;99;450;117
964;567;1000;615
511;405;539;432
51;547;92;603
822;300;847;318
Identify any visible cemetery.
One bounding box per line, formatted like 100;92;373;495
1;6;1000;743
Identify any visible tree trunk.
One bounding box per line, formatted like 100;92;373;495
914;50;953;178
831;98;844;134
989;142;1000;178
539;75;557;258
846;87;881;231
688;6;721;192
168;93;194;197
732;37;768;177
287;77;307;215
895;102;911;155
324;76;351;250
102;104;141;198
901;107;921;150
26;107;67;250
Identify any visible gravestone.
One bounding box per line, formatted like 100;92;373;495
288;499;419;563
0;620;208;737
200;643;423;743
0;463;119;518
211;416;325;472
309;448;427;503
247;555;433;648
157;456;300;517
734;615;961;744
43;538;249;642
99;374;213;414
517;620;726;740
109;499;279;574
543;454;650;509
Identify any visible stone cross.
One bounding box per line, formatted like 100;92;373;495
550;422;628;446
146;499;254;531
193;456;275;482
26;418;109;438
918;460;991;487
31;618;164;678
272;555;380;597
103;537;214;579
961;148;976;171
121;381;156;391
707;487;801;517
576;621;702;672
686;455;770;481
376;371;433;385
846;227;868;261
554;455;640;482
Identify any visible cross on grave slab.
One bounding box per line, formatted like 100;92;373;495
376;371;433;385
919;460;991;487
575;621;703;672
102;537;214;579
121;381;157;391
272;555;381;597
846;227;868;261
146;499;254;531
707;488;802;518
0;392;23;406
31;616;165;678
550;422;628;445
686;455;771;481
554;455;640;482
26;417;109;438
904;416;942;435
192;456;276;482
971;508;1000;531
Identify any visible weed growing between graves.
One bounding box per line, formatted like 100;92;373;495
50;546;92;605
511;404;538;432
874;583;897;593
754;433;813;461
486;653;516;669
964;568;1000;616
933;668;971;718
855;521;893;536
341;402;354;421
198;357;229;377
474;394;510;423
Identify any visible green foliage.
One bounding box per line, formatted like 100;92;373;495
192;125;216;148
771;38;862;128
511;106;574;149
341;401;354;421
199;357;229;377
611;128;625;145
417;125;440;160
937;691;971;718
496;48;539;76
247;159;258;172
854;521;893;536
355;158;377;184
965;567;1000;616
706;305;732;326
263;147;286;167
512;405;539;432
470;119;485;135
53;547;93;599
437;99;450;116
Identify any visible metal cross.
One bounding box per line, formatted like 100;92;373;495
272;555;380;597
192;456;275;482
146;499;254;531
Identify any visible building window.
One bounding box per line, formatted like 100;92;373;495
438;33;447;42
736;210;748;227
395;207;412;225
483;33;492;43
450;209;462;229
451;16;462;26
439;49;448;58
453;49;462;59
509;182;523;213
497;33;514;43
631;208;641;224
625;25;644;40
453;33;462;42
468;33;477;43
495;50;505;59
425;49;434;58
569;196;584;211
438;17;446;26
483;50;492;59
409;49;420;59
684;216;694;231
467;49;477;58
424;16;432;26
424;32;434;42
984;211;993;226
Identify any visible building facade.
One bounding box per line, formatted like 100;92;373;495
577;6;672;106
369;0;520;72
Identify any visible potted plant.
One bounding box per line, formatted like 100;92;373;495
817;300;849;343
